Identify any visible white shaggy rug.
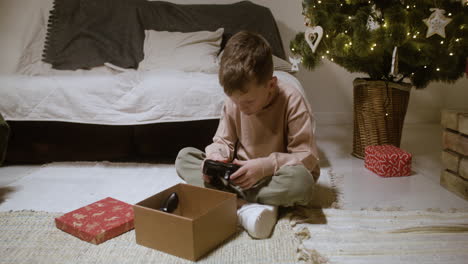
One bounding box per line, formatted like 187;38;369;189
0;211;297;264
0;162;184;212
292;208;468;264
0;162;298;264
4;161;468;264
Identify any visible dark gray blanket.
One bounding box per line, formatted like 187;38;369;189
43;0;146;70
42;0;285;70
138;1;286;60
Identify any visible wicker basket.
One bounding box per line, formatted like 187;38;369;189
352;78;411;159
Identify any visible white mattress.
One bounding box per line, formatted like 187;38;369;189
0;70;304;125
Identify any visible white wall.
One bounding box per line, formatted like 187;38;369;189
0;0;51;74
1;0;466;124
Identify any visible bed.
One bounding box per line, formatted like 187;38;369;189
0;0;301;164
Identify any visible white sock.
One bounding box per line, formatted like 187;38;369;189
237;203;278;239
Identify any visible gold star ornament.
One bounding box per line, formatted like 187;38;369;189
423;8;452;38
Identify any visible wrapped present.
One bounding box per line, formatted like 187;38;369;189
55;197;134;244
365;145;412;177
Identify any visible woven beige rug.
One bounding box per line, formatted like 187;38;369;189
291;208;468;264
0;210;297;264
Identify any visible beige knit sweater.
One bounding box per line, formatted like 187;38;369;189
205;79;320;180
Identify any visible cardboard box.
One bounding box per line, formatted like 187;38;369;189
55;197;134;244
133;183;237;261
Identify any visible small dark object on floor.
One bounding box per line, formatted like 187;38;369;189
159;192;179;213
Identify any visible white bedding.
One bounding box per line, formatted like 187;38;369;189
0;71;303;125
0;0;306;126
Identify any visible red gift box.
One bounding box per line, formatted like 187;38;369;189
55;197;134;244
365;145;412;177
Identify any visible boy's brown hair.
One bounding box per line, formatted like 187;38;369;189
219;31;273;95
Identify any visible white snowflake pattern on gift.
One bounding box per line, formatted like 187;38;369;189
72;213;87;220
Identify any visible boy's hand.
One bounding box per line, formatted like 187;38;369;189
229;159;267;190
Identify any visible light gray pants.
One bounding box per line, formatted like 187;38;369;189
175;147;315;207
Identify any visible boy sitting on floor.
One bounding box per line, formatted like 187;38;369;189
176;31;320;239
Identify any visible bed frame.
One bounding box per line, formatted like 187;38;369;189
5;120;218;164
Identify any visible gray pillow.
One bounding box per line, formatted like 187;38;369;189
273;55;295;74
138;1;286;60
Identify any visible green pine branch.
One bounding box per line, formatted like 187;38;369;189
291;0;468;88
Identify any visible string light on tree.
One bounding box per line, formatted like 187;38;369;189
290;0;468;88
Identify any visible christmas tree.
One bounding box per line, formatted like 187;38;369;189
290;0;468;88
